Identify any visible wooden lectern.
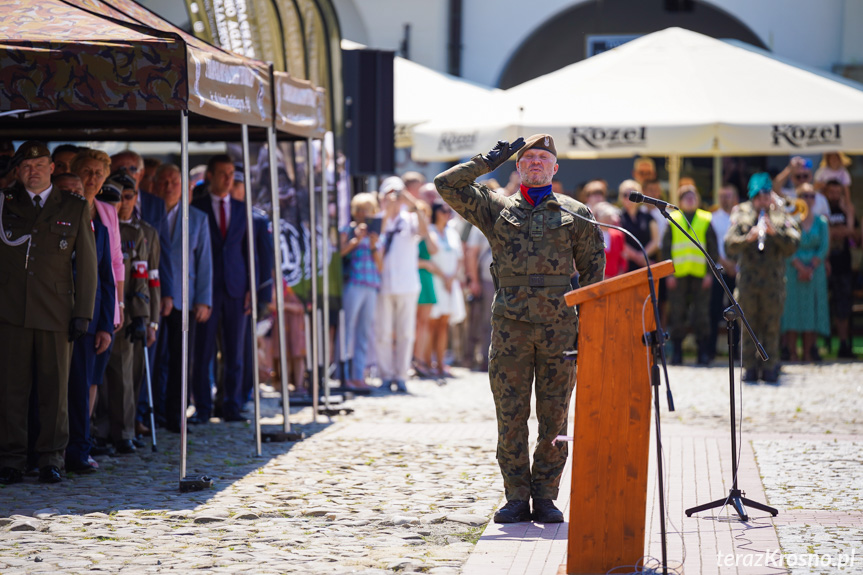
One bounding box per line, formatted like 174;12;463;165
562;260;674;575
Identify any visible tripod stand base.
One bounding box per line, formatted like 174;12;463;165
261;429;305;442
685;489;778;521
179;475;213;492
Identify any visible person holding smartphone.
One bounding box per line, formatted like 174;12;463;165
340;193;383;391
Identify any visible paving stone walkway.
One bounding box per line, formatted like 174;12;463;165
1;361;861;574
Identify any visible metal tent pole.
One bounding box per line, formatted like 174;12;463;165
320;139;332;410
241;125;262;457
308;137;319;423
264;127;302;442
667;154;681;204
179;110;212;492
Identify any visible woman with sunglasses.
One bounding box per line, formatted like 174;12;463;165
780;183;830;362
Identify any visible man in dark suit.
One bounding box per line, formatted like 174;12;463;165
191;155;249;422
0;141;97;484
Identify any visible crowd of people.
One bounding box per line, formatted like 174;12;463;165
0;136;859;485
0;141;274;485
340;153;860;392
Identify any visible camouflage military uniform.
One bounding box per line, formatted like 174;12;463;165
435;158;605;502
132;219;161;416
725;201;800;373
101;219;150;443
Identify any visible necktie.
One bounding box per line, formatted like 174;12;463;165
33;195;42;211
219;198;227;239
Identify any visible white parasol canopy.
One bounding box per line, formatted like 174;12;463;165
411;27;863;161
394;56;501;148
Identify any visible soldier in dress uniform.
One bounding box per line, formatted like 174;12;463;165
0;141;97;484
435;135;605;523
99;174;151;454
725;173;800;383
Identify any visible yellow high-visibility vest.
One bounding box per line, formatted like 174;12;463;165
670;209;711;277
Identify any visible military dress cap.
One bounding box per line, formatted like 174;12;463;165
747;172;773;199
14;140;51;162
101;172;136;203
516;134;557;161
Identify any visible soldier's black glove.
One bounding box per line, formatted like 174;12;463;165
480;138;525;172
126;317;147;344
68;318;89;342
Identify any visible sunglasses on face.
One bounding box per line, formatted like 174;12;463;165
122;193;137;201
799;193;815;200
794;173;811;180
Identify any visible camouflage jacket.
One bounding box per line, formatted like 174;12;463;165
725;201;800;285
434;156;605;324
118;219;151;324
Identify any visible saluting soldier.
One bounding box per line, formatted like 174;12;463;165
0;141;97;484
725;173;800;383
99;173;151;454
435;135;605;523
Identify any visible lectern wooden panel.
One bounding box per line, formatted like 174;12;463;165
563;260;674;575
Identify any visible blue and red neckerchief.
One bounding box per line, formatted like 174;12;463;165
519;183;553;206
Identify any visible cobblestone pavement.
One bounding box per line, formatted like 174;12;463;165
0;360;861;574
663;361;863;575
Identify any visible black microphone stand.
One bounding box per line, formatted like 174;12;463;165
651;204;777;522
550;200;673;575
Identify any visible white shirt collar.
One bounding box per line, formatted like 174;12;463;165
27;184;53;205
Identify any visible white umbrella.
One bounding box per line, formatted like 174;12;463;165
394;56;500;148
412;27;863;163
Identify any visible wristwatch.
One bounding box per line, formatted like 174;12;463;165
148;322;159;331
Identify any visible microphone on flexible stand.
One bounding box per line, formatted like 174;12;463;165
546;199;674;410
627;191;678;212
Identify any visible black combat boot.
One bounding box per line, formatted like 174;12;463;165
742;368;759;383
493;500;531;524
532;499;564;523
670;339;683;365
697;339;712;365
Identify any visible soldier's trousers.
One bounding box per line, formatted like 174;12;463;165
104;331;137;441
737;279;785;371
0;325;71;470
668;275;710;341
488;315;577;502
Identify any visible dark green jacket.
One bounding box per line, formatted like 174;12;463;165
0;186;97;331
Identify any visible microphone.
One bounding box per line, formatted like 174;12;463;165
628;191;677;211
546;198;675;412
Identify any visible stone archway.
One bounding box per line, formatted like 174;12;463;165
498;0;767;88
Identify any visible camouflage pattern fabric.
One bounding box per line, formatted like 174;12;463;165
0;1;188;112
489;315;577;500
435;156;605;501
725;201;800;371
434;157;605;324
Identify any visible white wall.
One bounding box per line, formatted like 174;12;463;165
702;0;847;70
335;0;862;88
332;0;448;71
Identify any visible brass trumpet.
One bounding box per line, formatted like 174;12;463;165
786;197;809;222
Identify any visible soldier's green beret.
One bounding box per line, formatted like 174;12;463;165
516;134;556;161
15;140;51;162
747;172;773;199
